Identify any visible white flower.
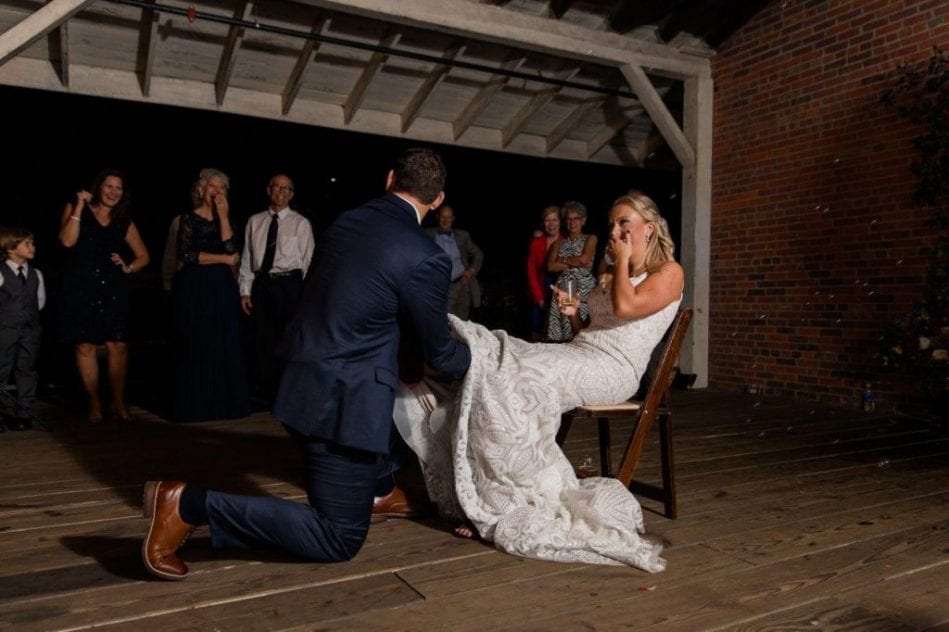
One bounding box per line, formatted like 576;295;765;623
920;336;931;350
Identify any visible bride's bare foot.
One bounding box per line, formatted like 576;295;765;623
453;523;479;540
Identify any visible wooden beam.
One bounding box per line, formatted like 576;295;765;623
343;28;400;125
215;1;253;106
0;57;632;167
679;74;713;388
0;0;94;66
631;130;667;166
401;41;464;133
545;97;604;153
47;15;69;88
137;0;160;97
586;102;641;159
452;53;525;140
501;64;579;147
296;0;709;80
282;14;331;115
620;63;694;167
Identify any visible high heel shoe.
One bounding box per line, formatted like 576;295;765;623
111;405;132;423
88;411;103;424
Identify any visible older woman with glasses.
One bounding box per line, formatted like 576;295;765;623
172;167;249;422
544;200;597;342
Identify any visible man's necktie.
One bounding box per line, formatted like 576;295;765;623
261;214;278;274
17;266;25;284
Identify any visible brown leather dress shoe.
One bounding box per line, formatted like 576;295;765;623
371;484;423;523
142;481;195;580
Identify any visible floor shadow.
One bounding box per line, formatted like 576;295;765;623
45;408;305;510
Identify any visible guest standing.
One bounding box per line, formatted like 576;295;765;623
526;205;561;341
58;169;149;423
239;174;315;403
0;228;45;430
173;168;249;422
425;205;483;320
545;201;596;342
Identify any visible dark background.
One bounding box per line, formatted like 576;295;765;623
1;84;681;406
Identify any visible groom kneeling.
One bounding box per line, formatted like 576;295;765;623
142;148;470;579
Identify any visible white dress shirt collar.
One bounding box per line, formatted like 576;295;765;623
392;193;423;224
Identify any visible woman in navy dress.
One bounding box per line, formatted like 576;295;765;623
58;169;150;423
173;168;249;422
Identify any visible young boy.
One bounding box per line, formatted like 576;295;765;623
0;227;45;431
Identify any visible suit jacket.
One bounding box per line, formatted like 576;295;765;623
274;194;471;455
425;227;484;307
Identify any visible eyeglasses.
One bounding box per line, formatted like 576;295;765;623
270;185;293;193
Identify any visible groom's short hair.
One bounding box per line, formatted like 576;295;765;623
392;148;445;205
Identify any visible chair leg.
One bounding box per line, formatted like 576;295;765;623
658;411;676;519
597;418;612;477
556;414;573;447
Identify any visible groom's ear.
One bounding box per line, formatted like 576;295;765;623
385;170;396;192
430;191;445;210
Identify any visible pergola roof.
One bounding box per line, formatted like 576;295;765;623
0;0;765;168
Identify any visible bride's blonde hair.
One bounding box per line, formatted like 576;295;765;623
611;191;675;271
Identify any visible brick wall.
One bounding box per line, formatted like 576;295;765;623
710;0;948;407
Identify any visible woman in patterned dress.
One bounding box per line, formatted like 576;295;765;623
544;201;597;341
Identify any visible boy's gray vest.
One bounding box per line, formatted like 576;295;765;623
0;264;40;328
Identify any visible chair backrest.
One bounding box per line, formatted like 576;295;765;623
615;307;693;485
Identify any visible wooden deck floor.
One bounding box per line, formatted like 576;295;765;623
1;390;947;631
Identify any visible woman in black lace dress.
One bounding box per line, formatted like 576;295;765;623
58;169;150;423
172;168;249;422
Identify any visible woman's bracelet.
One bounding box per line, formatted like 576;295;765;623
70;215;80;222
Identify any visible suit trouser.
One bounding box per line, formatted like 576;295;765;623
251;272;303;400
206;428;384;562
0;323;40;415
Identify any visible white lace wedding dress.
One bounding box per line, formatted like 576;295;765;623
394;273;680;572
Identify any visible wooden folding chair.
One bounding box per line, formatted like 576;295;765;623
556;308;693;519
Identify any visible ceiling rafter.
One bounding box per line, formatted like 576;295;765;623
282;13;331;115
501;64;580;148
586;103;642;159
342;27;400;125
545;97;603;153
136;0;159;96
48;16;69;87
401;40;465;133
0;0;93;64
214;1;253;106
452;52;526;141
621;63;693;166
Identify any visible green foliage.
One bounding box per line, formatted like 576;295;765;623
878;47;949;372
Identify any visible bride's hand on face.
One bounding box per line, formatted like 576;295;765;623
610;225;633;265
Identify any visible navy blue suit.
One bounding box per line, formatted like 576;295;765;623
204;194;470;561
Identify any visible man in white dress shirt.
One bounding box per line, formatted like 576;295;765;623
239;174;315;403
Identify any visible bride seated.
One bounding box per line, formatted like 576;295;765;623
394;191;684;572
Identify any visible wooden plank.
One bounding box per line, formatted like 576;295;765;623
309;522;949;629
0;524;486;630
703;493;949;565
651;454;949;545
91;573;421;631
705;597;917;631
0;0;93;64
296;0;711;78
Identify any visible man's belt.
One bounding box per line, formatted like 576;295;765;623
259;269;302;279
